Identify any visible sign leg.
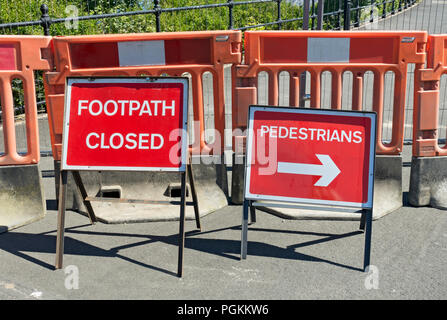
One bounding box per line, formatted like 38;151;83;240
249;201;256;224
363;208;373;272
241;200;249;260
177;172;187;277
187;163;201;231
55;170;68;270
359;209;366;231
72;170;97;224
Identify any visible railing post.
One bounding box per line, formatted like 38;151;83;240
382;0;386;19
154;0;161;32
337;0;342;29
299;0;311;108
277;0;282;30
303;0;310;30
311;0;316;29
228;0;234;30
317;0;324;30
354;0;360;28
370;0;375;23
391;0;396;15
343;0;351;30
40;4;51;36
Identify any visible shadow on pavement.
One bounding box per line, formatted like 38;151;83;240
0;223;364;275
189;225;364;272
0;224;178;276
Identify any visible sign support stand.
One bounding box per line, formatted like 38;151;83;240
55;160;200;277
56;76;193;277
187;161;201;231
240;105;377;272
240;201;374;272
71;170;97;224
359;210;367;231
249;200;256;223
241;199;257;260
177;170;187;277
240;199;249;260
362;208;373;272
55;170;67;270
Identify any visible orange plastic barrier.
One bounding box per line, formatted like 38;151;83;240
232;31;428;155
0;36;52;165
44;31;242;160
413;34;447;157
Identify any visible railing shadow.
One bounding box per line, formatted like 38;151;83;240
0;224;179;276
0;222;364;275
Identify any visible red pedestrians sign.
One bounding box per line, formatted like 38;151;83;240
244;106;377;208
61;77;188;172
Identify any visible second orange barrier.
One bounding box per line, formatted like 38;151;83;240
232;30;428;155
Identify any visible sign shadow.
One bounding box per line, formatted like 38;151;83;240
190;226;364;272
0;225;178;277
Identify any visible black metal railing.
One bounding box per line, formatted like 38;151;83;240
0;0;420;36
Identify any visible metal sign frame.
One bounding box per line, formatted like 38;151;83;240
244;105;377;208
61;77;189;172
241;105;377;272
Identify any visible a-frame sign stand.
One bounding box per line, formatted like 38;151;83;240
55;159;200;277
240;105;377;272
241;201;373;272
55;76;194;277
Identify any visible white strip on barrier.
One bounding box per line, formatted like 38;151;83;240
118;40;166;67
307;38;350;63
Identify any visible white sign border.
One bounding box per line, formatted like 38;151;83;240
244;105;377;209
61;77;189;172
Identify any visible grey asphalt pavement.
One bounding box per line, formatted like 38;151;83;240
0;146;446;300
1;0;447;302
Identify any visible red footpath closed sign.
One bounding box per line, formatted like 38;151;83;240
245;106;377;208
61;77;188;171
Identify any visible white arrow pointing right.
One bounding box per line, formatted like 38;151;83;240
277;154;341;187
